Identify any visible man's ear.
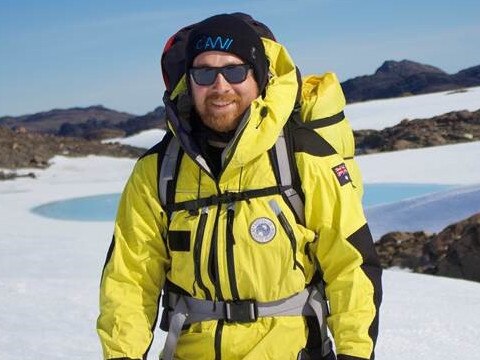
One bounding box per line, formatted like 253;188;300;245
259;59;271;99
186;71;192;96
260;69;272;99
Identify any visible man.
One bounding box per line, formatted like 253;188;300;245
97;13;382;360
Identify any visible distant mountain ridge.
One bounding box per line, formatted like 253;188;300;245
0;105;132;132
1;60;478;138
341;60;480;103
0;105;166;140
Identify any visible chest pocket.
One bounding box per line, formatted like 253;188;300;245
168;230;190;252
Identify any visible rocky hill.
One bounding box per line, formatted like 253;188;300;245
0;105;133;134
0;125;144;173
375;213;480;282
341;60;480;103
355;108;480;154
0;105;166;140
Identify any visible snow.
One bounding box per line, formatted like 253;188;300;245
1;88;480;359
346;86;480;130
0;156;136;359
377;271;480;359
103;128;166;148
357;141;480;185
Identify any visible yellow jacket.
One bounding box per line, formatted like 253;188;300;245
97;38;381;360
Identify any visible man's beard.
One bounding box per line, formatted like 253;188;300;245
198;93;244;133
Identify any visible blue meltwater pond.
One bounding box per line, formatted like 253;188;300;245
361;183;452;207
32;193;121;222
31;183;452;222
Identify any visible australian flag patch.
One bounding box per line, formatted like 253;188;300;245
332;163;351;186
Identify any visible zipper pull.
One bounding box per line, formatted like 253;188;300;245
192;280;198;296
269;199;298;270
268;199;281;216
227;203;235;245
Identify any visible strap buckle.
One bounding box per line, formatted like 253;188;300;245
224;300;258;323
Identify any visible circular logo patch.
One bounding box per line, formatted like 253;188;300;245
250;217;276;244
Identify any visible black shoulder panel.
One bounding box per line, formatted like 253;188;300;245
291;126;337;157
306;111;345;129
138;131;173;161
346;223;383;357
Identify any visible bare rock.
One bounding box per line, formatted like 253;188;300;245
375;213;480;282
0;125;145;172
355;108;480;154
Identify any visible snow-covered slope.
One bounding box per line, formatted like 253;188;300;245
377;270;480;360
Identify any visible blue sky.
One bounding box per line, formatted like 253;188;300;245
1;0;479;116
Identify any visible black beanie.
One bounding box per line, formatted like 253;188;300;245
185;14;269;91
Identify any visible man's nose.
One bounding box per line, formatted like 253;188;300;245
211;73;231;90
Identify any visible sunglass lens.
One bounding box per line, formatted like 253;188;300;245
222;65;249;84
192;68;217;86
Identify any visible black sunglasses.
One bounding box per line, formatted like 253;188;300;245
190;64;251;86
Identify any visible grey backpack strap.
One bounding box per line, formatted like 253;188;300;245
158;136;180;215
162;295;188;360
308;284;333;357
274;129;305;225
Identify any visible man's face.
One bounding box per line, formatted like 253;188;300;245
190;51;259;133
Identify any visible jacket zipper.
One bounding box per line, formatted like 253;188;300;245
269;200;304;272
214;320;224;360
208;203;223;301
226;203;240;300
193;207;212;300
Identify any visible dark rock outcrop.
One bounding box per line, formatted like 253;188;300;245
0;170;36;181
355;108;480;154
118;106;166;136
342;60;480;103
57;119;127;140
453;65;480;87
375;213;480;282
